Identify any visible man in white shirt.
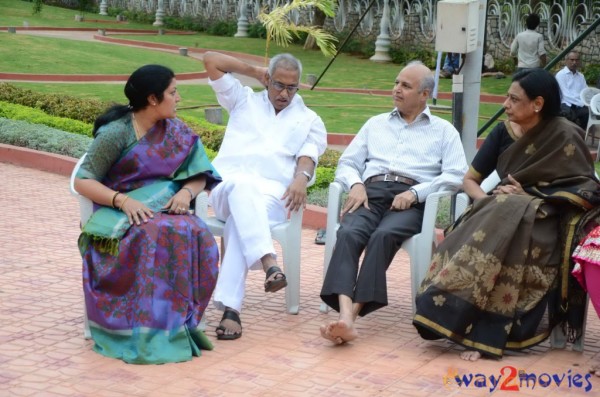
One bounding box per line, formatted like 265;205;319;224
203;51;327;340
319;61;468;344
556;51;589;130
510;13;546;71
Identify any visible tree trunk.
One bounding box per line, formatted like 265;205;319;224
303;9;327;50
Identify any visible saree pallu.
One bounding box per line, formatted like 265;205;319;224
78;118;221;364
413;117;600;358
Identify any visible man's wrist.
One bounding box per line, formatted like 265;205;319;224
408;188;419;203
295;171;312;182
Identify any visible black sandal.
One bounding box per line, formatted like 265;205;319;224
264;265;287;293
215;309;242;340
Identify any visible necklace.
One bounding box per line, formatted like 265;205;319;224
131;113;145;140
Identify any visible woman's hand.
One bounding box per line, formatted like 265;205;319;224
118;196;153;225
163;189;193;215
493;174;525;195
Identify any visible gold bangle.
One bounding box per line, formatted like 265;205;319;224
111;191;120;208
118;195;129;211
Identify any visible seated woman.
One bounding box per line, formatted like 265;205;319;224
74;65;221;364
413;68;600;361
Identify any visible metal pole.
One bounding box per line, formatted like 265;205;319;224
310;0;377;90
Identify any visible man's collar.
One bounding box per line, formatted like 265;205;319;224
390;106;431;122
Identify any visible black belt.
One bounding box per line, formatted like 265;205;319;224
365;174;417;186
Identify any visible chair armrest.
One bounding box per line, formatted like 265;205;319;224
325;181;343;246
195;191;209;220
419;190;454;243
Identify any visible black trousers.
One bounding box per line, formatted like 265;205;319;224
320;181;424;317
560;104;589;131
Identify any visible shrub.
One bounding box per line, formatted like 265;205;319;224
310;166;335;192
0;83;107;124
319;148;341;168
493;56;515;74
0;118;92;158
207;20;237;37
390;47;436;69
584;64;600;86
178;115;225;151
248;22;267;39
0;101;93;136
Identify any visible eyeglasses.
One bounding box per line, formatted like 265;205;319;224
270;79;299;94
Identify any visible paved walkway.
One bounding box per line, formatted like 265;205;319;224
2;161;600;396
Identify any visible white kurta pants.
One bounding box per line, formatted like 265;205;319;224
209;176;287;312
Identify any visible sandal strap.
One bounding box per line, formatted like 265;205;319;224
221;309;241;327
266;265;284;279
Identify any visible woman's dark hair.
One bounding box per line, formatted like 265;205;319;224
92;64;175;137
511;68;561;119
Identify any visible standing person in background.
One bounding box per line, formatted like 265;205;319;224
556;51;589;130
203;51;327;341
510;13;546;72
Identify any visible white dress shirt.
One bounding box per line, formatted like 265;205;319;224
209;73;327;198
556;66;587;107
510;29;546;68
335;108;468;202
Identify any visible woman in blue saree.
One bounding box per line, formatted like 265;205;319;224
74;65;221;364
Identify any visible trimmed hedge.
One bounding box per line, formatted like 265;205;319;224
0;101;93;136
0;83;107;124
0;118;92;158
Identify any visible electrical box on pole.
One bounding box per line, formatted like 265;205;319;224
435;0;479;53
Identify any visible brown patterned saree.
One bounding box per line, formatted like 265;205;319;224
413;117;600;358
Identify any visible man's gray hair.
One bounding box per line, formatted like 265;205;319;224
268;53;303;78
406;60;434;98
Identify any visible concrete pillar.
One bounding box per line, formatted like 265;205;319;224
235;0;249;38
370;0;391;62
153;0;165;26
99;0;108;15
205;108;223;125
179;48;188;56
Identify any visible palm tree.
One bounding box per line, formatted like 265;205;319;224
258;0;338;63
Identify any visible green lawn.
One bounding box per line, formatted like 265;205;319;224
1;0;510;134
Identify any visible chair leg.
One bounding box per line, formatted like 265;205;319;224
280;236;301;315
83;302;91;340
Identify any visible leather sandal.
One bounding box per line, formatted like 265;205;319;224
215;309;242;340
264;265;287;293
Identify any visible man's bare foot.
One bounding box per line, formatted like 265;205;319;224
460;350;481;361
329;320;358;343
319;324;343;344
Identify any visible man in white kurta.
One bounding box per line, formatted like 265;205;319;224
204;51;327;340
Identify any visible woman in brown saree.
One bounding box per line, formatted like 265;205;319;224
413;68;600;361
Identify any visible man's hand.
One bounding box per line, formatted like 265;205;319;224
282;175;308;212
391;190;416;211
342;183;369;215
492;174;525;196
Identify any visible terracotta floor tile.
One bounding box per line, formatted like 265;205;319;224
3;162;600;396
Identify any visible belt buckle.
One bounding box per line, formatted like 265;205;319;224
383;174;393;182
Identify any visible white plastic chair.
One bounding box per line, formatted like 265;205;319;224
457;171;588;351
589;93;600;161
195;192;304;315
319;181;466;314
580;87;600;147
69;153;212;338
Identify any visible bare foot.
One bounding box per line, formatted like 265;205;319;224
460;350;481;361
320;324;343;345
329;320;358;343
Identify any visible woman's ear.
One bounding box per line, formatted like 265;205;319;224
148;94;158;106
534;96;545;112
